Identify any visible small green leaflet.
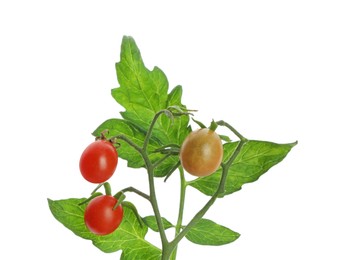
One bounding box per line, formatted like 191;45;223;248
185;219;240;246
189;140;297;196
143;216;174;232
93;36;191;177
48;198;161;260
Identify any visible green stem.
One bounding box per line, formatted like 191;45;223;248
110;110;174;257
153;153;171;168
170;167;187;260
115;134;143;153
143;110;171;151
103;182;112;196
216;120;247;141
145;156;169;246
142;110;174;248
78;192;102;205
89;182;112;195
120;186;150;201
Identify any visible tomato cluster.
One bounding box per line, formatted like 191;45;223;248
79;139;123;235
79;126;222;236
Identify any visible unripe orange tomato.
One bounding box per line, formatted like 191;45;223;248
180;128;223;177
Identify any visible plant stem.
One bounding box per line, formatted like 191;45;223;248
216;120;247;141
120;186;150;201
170;167;187;260
142;111;173;248
114;110;173;255
115;134;143;153
153;153;171;168
143;110;171;151
145;157;169;246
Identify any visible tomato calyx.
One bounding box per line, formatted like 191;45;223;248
113;191;126;210
96;129;121;148
192;118;206;129
209;120;218;132
95;129;110;141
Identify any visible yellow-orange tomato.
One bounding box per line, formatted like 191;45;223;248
180;128;223;177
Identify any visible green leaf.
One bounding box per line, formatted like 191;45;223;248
94;36;191;176
189;140;297;196
113;36;169;133
112;37;191;144
143;216;174;232
48;198;161;259
185;218;240;246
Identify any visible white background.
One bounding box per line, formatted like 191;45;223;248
1;0;344;259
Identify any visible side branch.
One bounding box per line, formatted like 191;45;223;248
120;186;151;201
114;134;143;154
216;120;247;141
143;110;173;151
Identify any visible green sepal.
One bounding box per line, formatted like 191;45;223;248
208;120;218;132
78;192;103;206
192;118;206;129
113;192;126;210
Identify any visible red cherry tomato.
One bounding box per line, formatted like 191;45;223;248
79;140;118;183
84;195;123;235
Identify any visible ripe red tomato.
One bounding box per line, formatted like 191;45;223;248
84;195;123;235
79;140;118;183
180;128;223;177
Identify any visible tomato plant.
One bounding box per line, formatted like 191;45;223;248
84;195;123;235
79;139;118;183
180;128;223;177
48;36;297;260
